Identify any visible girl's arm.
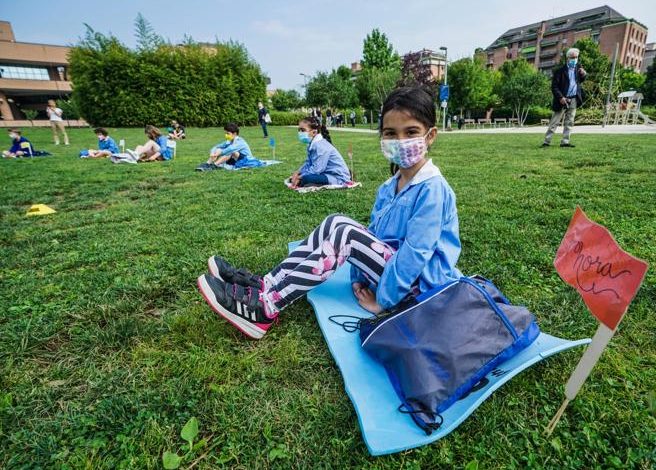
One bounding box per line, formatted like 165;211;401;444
375;184;455;309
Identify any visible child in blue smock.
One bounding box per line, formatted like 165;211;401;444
289;117;351;187
128;125;172;162
196;123;254;171
197;86;462;339
3;129;33;158
85;128;119;158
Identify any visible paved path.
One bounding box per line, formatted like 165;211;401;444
321;124;656;135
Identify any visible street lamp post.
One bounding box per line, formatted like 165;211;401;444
299;72;308;87
440;46;448;131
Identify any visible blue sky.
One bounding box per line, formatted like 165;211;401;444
3;0;654;90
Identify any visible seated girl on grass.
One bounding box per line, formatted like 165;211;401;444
127;125;172;162
195;123;255;171
289;117;351;188
197;86;463;339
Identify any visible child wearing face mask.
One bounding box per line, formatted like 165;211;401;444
3;129;34;158
289;116;351;188
196;86;463;339
84;128;119;158
196;123;255;171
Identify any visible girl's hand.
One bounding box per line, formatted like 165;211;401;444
352;283;383;315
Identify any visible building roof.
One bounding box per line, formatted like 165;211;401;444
486;5;634;50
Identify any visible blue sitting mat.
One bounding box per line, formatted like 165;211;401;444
222;158;281;171
288;241;590;456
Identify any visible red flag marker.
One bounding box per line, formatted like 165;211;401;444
554;206;648;329
546;206;649;436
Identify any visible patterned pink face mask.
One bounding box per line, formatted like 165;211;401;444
380;129;434;168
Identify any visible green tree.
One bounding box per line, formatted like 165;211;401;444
356;29;401;112
616;67;645;92
448;57;496;117
270;89;302;111
497;59;550;125
643;63;656;104
69;26;267;127
134;13;164;52
361;29;401;70
305;67;358;109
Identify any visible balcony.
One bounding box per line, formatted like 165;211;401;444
0;78;72;95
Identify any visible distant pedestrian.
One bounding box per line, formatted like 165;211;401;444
542;48;587;148
257;102;270;138
349;110;356;127
46;99;69;146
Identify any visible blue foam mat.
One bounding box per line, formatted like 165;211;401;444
288;241;590;456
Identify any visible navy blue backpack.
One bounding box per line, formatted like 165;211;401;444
358;276;540;434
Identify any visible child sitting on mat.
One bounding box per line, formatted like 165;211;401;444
84;128;119;158
197;86;462;339
127;125;172;162
196;123;254;171
288;117;351;188
3;129;34;158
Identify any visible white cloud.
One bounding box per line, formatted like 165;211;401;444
251;19;293;38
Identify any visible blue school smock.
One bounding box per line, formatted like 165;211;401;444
210;136;254;159
157;136;173;160
299;134;350;185
351;159;462;309
9;136;33;154
99;136;119;154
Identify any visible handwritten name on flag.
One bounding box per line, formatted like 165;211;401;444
553;207;648;329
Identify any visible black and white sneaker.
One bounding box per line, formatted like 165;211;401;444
197;274;275;339
208;256;262;288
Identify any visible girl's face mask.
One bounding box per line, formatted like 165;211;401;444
97;135;105;141
380;128;434;168
225;133;235;141
9;133;17;140
297;131;312;145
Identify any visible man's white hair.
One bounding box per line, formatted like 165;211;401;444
567;48;580;58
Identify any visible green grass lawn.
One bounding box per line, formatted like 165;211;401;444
1;126;655;469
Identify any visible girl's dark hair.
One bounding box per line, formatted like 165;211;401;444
224;122;240;134
94;127;108;136
380;86;436;175
144;125;161;140
300;116;332;144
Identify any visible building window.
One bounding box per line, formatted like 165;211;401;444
0;65;50;80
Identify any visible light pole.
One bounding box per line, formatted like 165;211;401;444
440;46;448;131
299;72;308;87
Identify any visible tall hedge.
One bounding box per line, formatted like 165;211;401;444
69;33;267;127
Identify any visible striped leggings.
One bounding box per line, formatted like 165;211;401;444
265;214;395;310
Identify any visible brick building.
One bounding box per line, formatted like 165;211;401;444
0;20;72;121
485;5;648;74
641;42;656;72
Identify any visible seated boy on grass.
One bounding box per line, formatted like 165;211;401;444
195;123;254;171
3;129;34;158
85;128;119;158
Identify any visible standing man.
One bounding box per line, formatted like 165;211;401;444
46;99;69;146
542;48;587;148
257;101;269;138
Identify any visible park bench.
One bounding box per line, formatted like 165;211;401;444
540;119;550;125
493;118;507;127
463;119;476;129
508;118;519;127
477;118;492;128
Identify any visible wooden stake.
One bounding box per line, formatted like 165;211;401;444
545;398;570;436
348;143;355;181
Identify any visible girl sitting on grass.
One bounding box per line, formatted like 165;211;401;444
289;116;351;188
197;86;462;339
127;125;172;162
